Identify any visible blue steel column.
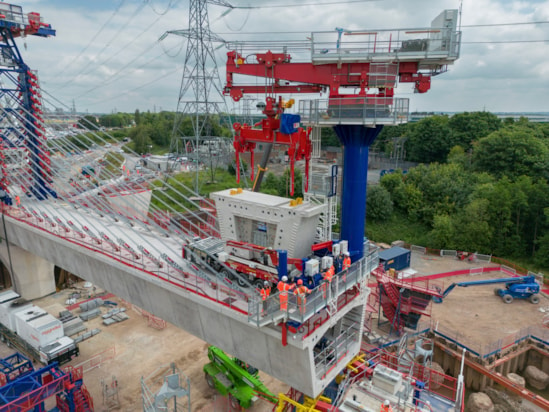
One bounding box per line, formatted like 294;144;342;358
333;124;383;260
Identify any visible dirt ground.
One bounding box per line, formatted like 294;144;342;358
0;289;287;412
407;252;548;346
0;251;547;411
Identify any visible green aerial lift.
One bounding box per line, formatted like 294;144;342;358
204;346;278;410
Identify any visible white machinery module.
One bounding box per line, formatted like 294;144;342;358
0;290;79;365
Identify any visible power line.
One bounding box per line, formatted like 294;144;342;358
54;0;127;77
83;67;181;108
215;20;549;35
231;0;381;9
463;40;549;44
53;1;148;89
462;21;549;28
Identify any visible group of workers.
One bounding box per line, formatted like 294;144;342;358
258;250;352;315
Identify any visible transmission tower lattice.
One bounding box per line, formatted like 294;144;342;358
162;0;233;191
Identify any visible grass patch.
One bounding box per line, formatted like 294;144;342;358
366;211;432;245
150;168;245;213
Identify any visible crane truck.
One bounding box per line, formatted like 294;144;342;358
203;345;278;410
436;275;541;304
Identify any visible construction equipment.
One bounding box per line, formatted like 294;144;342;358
223;9;461;260
437;275;541;304
0;2;56;203
203;346;278;410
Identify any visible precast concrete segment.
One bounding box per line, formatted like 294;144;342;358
0;214;365;397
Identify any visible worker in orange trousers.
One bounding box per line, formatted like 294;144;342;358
277;276;295;311
342;251;351;282
259;281;271;315
321;264;335;299
294;279;311;315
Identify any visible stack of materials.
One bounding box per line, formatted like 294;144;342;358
59;310;87;336
79;298;104;321
102;307;129;326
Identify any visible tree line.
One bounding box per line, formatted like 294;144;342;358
364;112;549;269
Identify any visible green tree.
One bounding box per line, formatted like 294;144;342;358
448;111;501;150
428;214;456;249
452;198;493;253
472;127;549;181
130;124;153;154
403;163;474;224
78;115;99;130
366;185;393;221
406;115;455;163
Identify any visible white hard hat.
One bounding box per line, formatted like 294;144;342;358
264;281;270;286
281;276;288;282
383;400;390;406
344;251;350;256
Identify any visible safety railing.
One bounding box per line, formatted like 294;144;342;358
248;246;379;327
3;205;251;315
309;26;461;65
363;346;459;405
314;322;361;379
299;97;409;126
418;318;549;360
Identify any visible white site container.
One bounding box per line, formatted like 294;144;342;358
0;290;31;331
14;306;64;350
332;243;341;257
40;336;76;364
321;256;333;271
305;258;320;277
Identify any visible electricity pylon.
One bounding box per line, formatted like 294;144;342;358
160;0;234;192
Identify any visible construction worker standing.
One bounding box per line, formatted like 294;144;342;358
293;279;311;315
380;400;393;412
259;281;271;315
343;252;351;271
321;263;335;299
277;276;295;311
342;251;351;282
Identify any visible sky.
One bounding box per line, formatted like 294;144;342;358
14;0;549;115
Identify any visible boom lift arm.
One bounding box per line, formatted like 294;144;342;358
204;346;278;409
440;275;540;304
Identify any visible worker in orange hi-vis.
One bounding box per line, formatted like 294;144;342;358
321;264;335;299
380;399;393;412
293;279;311;315
14;195;20;207
259;281;271;315
277;276;295;311
342;251;351;282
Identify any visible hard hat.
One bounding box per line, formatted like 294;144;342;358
297;279;303;285
383;400;390;406
344;251;350;256
264;281;270;286
281;276;288;282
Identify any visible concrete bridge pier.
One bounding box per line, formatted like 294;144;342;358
0;239;55;300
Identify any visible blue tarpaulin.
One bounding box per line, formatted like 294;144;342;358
280;113;300;134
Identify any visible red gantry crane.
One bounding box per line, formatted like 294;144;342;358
223;9;461;260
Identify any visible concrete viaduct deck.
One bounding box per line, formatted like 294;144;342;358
0;203;374;397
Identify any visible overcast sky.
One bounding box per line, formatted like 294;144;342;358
16;0;549;114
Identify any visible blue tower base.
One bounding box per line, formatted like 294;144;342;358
333;124;384;260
